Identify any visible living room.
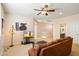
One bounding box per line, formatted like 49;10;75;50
0;3;79;56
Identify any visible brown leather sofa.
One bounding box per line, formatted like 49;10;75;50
28;37;73;56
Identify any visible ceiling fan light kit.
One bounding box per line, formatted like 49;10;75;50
41;11;48;15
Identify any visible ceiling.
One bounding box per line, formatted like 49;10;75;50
2;3;79;21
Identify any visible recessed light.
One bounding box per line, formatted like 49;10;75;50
38;20;42;22
59;12;63;15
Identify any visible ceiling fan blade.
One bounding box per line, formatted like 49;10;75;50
34;9;42;11
47;9;55;12
37;12;41;15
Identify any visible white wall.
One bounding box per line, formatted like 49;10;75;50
0;4;4;55
0;4;1;52
51;14;79;44
3;14;34;47
34;14;79;44
3;13;79;47
0;4;1;45
0;4;1;37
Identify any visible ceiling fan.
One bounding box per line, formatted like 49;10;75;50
34;4;58;16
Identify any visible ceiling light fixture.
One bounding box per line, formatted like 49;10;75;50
34;4;59;16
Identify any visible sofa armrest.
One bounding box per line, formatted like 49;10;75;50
28;48;38;56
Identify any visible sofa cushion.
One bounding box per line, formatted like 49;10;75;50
37;44;47;55
47;41;57;46
28;48;38;56
39;44;47;48
57;37;67;41
56;38;64;42
66;36;73;40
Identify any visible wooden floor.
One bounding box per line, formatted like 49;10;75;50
3;44;79;56
70;44;79;56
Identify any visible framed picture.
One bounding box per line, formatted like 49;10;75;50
60;24;66;38
60;24;66;34
15;22;27;31
16;22;19;31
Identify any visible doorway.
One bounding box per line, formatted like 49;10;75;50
34;21;53;42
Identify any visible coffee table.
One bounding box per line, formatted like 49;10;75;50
36;40;47;45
